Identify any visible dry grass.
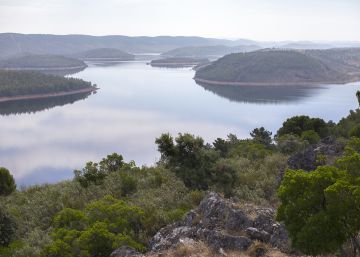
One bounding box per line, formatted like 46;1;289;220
146;240;301;257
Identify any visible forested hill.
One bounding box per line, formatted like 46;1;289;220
0;54;87;69
73;48;135;60
0;70;95;98
195;48;360;85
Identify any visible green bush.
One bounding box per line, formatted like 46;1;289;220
349;124;360;138
301;130;321;144
0;207;16;247
276;134;308;154
277;165;360;255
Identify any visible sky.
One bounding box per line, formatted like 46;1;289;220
0;0;360;41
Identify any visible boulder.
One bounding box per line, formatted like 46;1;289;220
110;246;143;257
245;227;271;242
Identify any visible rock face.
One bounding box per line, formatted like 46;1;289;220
149;192;290;254
288;136;344;172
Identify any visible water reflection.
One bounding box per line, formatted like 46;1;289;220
0;92;93;116
37;67;87;76
1;61;359;186
197;82;326;104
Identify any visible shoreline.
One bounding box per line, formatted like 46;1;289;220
193;77;360;87
0;87;98;103
0;65;87;71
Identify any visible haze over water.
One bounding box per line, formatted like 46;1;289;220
1;60;360;186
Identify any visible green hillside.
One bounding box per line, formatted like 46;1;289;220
0;70;95;97
195;49;360;85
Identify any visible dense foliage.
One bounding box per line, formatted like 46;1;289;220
0;207;16;247
277;139;360;256
0;70;95;97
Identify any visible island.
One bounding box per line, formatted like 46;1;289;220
162;44;261;59
0;54;87;72
194;48;360;86
150;57;209;68
73;48;135;61
0;70;97;102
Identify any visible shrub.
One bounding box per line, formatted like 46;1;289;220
349;124;360;138
277;166;360;255
0;207;16;247
276;134;308;154
301;130;320;144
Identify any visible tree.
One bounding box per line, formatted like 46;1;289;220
356;91;360;107
74;162;106;188
155;133;214;189
276;116;329;138
0;167;16;196
277;166;360;256
99;153;124;173
250;127;272;147
0;207;16;247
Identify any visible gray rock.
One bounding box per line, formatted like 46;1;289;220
245;227;271;242
198;228;252;251
110;246;143;257
149;192;290;254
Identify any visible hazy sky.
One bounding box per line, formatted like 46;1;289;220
0;0;359;41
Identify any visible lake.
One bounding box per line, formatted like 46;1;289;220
1;60;360;186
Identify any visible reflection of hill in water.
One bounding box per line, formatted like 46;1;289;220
0;92;93;116
196;82;325;104
41;67;87;76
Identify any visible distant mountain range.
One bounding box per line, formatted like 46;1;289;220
1;33;359;59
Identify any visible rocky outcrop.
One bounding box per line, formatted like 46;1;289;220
148;192;290;254
110;246;143;257
288;136;344;171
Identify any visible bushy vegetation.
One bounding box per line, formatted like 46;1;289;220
0;70;95;97
0;92;359;256
277;138;360;256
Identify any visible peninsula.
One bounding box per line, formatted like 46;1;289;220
0;70;97;102
194;48;360;86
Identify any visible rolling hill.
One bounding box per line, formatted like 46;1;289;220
194;48;360;85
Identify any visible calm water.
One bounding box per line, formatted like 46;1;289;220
1;60;360;186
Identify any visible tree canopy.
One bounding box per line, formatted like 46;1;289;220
0;168;16;196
